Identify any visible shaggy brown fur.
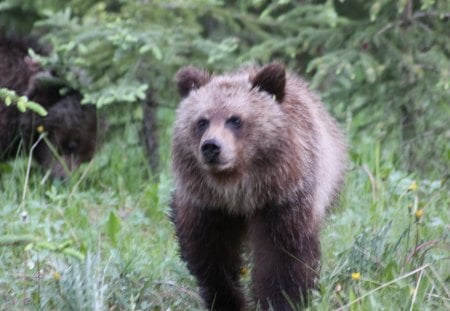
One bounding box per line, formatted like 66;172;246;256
0;34;97;179
170;63;347;310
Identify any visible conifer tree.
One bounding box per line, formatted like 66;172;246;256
1;0;448;172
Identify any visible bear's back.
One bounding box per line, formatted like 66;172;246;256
282;73;347;220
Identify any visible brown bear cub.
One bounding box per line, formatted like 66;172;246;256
0;34;97;179
170;63;347;310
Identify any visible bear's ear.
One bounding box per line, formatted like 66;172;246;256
175;66;211;98
251;62;286;102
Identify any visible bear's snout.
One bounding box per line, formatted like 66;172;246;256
201;139;221;163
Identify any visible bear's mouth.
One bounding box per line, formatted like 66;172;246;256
202;159;233;173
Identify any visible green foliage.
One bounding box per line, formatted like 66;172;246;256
105;211;121;247
0;88;47;116
22;1;236;107
39;254;107;310
0;234;84;260
0;0;448;309
1;131;448;309
312;136;449;310
2;0;448;172
233;0;449;173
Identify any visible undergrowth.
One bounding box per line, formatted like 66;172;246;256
0;111;448;310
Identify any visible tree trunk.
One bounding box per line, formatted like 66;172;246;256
142;91;159;178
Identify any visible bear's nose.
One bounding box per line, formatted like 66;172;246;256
201;139;221;162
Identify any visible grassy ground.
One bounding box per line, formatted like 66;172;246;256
0;106;448;310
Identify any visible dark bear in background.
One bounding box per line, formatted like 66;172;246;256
170;63;347;310
0;34;97;179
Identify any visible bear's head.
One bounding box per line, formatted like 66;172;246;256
20;95;98;179
174;63;289;178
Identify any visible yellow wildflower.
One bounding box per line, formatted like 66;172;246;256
351;272;361;280
53;271;61;281
240;267;249;276
36;125;44;133
408;181;417;192
415;209;424;220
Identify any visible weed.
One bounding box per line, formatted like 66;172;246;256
0;119;448;310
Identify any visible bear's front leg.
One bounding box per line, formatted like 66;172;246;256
171;202;247;311
249;204;321;310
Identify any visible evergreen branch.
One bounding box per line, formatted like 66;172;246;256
376;10;449;37
375;21;401;37
0;88;48;116
412;11;450;19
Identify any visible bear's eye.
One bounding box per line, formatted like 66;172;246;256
196;118;209;132
226;116;243;129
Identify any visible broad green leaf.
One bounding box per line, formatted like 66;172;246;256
105;211;121;247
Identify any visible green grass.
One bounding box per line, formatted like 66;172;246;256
0;114;448;310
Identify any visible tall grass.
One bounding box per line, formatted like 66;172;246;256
0;110;448;310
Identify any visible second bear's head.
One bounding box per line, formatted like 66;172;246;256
173;63;289;176
19;94;98;180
